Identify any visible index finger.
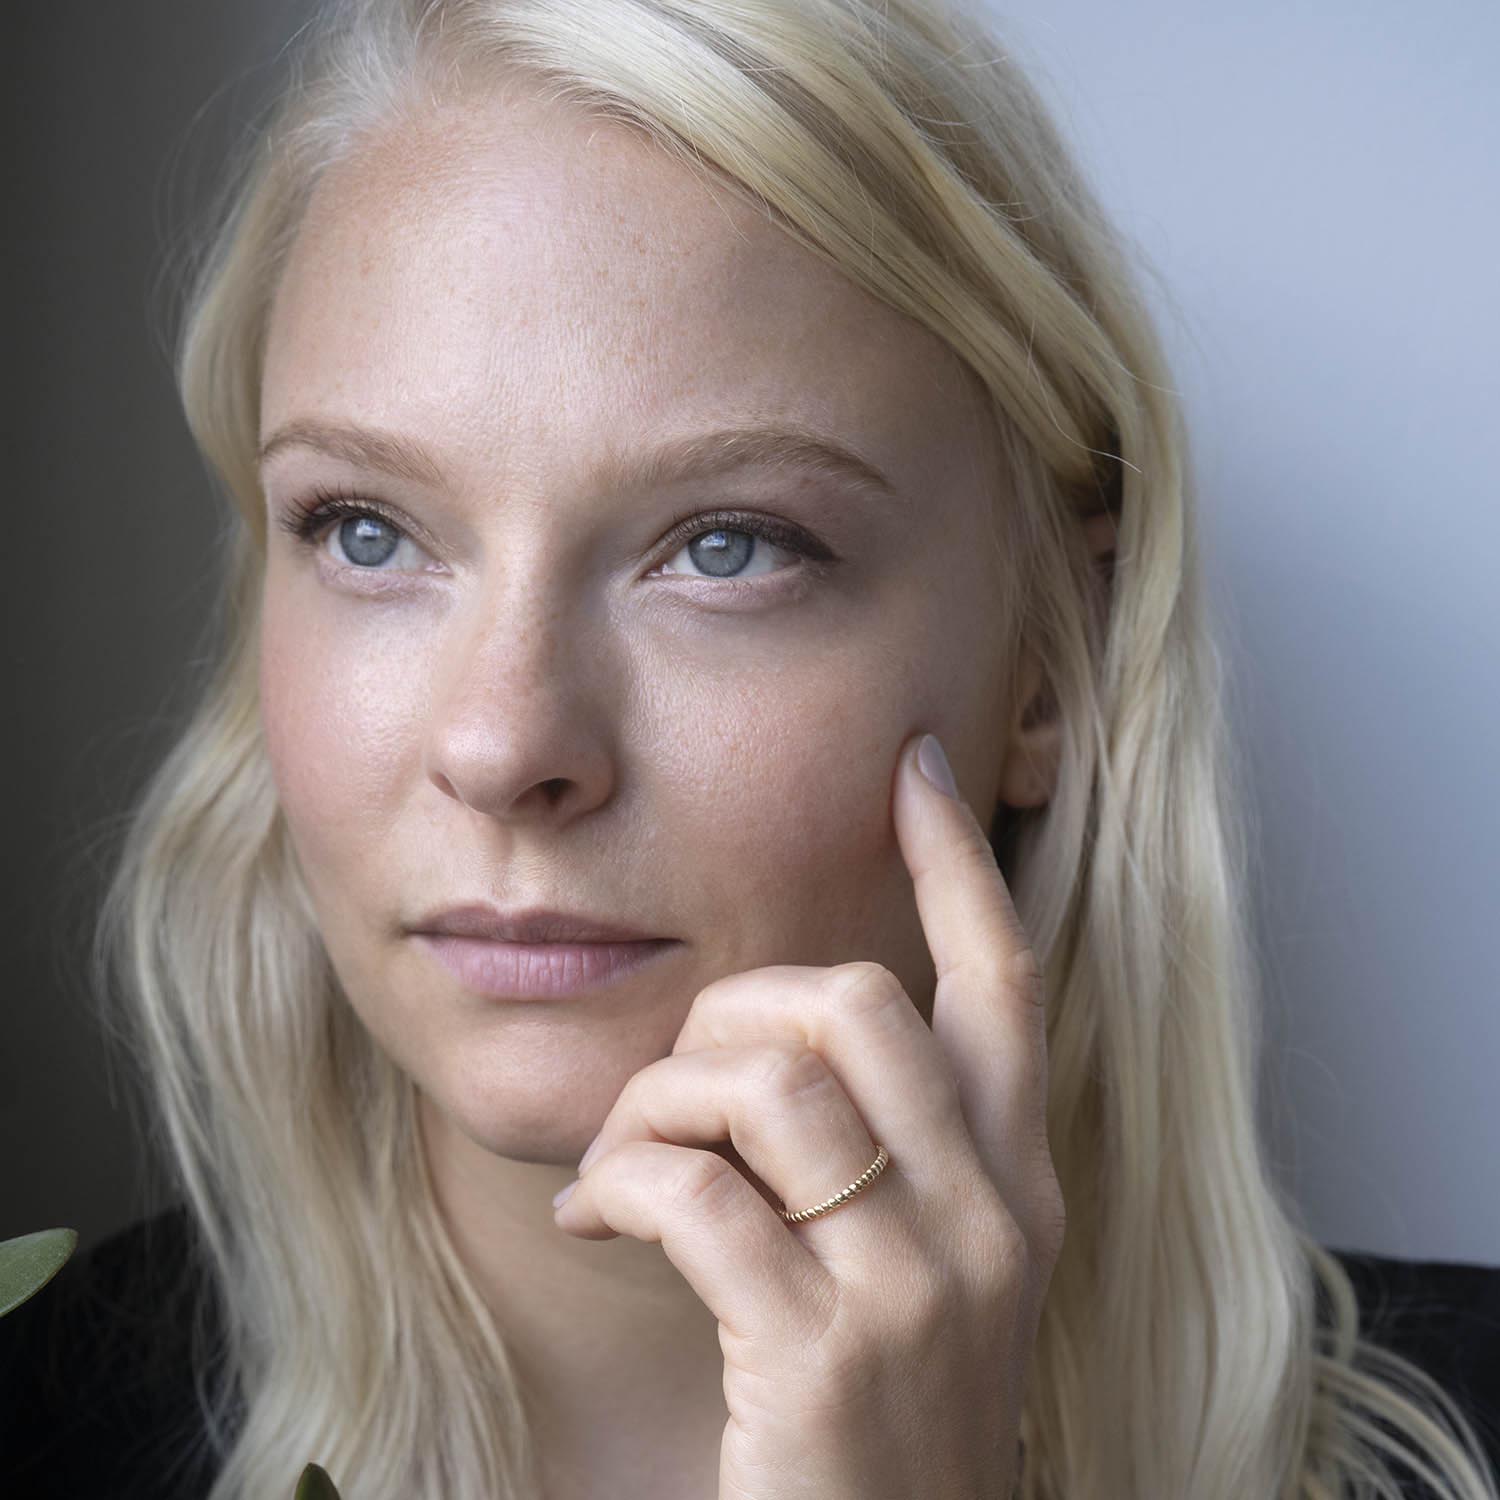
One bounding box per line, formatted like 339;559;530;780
893;731;1050;1166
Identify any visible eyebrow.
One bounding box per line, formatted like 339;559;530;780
255;418;906;507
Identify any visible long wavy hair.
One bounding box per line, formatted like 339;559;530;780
85;1;1499;1496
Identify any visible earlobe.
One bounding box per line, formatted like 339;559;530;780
994;647;1061;811
995;507;1115;812
996;727;1060;810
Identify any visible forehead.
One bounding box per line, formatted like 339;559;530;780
260;84;995;502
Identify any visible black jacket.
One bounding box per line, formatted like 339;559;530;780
2;1207;1498;1498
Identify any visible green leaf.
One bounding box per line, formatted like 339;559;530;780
294;1461;344;1499
0;1228;78;1319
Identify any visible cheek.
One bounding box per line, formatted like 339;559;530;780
660;649;925;959
257;591;416;866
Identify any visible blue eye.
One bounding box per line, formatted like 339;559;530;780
649;509;834;586
276;487;429;572
275;488;839;593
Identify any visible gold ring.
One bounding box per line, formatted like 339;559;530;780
779;1145;890;1224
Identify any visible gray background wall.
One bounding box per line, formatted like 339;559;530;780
5;2;1496;1264
990;0;1500;1262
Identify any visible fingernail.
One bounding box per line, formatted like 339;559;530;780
916;733;958;798
552;1180;577;1209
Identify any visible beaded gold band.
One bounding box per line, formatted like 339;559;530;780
778;1145;891;1224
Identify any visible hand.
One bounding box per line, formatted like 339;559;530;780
552;730;1065;1499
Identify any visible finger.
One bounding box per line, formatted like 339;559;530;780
570;1043;887;1239
554;1139;831;1344
892;732;1052;1196
668;962;974;1197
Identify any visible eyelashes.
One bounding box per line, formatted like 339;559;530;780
276;485;430;564
274;483;840;593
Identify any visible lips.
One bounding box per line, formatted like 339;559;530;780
414;931;680;999
410;902;666;945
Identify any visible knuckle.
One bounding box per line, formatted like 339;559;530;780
687;969;743;1014
974;944;1045;1008
758;1044;835;1107
665;1148;744;1218
963;1184;1023;1258
944;1174;1064;1302
827;960;906;1020
614;1053;676;1120
967;1191;1030;1276
1014;950;1047;1008
616;1059;658;1109
998;1204;1032;1268
1035;1173;1068;1259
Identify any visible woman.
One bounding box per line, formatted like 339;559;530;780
5;0;1498;1496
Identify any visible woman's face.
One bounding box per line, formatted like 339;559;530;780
257;86;1021;1164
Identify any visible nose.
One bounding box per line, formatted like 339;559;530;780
422;585;619;824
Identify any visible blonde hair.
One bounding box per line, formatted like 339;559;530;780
88;1;1498;1496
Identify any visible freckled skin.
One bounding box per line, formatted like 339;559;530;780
256;81;1047;1484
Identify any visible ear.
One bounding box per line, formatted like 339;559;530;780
994;510;1117;810
994;643;1059;811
